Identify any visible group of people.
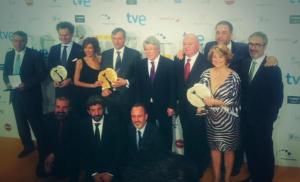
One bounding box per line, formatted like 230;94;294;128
3;20;283;182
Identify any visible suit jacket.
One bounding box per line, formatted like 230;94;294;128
48;42;83;80
3;47;46;105
127;122;165;163
80;115;124;177
135;56;176;117
43;112;79;160
101;47;141;106
204;41;249;75
240;57;283;126
174;53;211;116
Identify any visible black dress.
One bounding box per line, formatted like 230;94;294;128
73;59;101;116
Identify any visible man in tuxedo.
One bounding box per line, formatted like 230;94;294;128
3;31;46;158
127;103;165;164
135;36;176;151
80;95;124;182
48;21;83;98
174;33;211;177
241;32;283;182
42;97;80;180
101;27;141;129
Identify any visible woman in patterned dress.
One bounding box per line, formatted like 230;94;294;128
198;44;240;182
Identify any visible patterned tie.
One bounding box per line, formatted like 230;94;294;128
248;60;257;82
13;54;21;75
137;130;142;150
184;58;191;81
61;46;67;66
149;61;155;82
115;51;122;72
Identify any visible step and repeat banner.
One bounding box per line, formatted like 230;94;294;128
0;0;299;167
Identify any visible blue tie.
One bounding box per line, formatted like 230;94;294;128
13;54;21;75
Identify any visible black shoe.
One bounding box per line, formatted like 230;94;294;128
18;148;35;158
36;164;48;178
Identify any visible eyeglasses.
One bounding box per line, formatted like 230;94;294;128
248;42;265;48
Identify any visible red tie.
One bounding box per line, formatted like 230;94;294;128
184;58;191;81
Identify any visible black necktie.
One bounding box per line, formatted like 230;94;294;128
94;123;101;145
115;51;121;72
149;61;155;82
137;130;142;150
61;46;67;66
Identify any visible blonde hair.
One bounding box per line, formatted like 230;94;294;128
207;44;234;64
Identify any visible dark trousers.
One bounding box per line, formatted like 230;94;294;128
244;122;274;182
179;112;210;177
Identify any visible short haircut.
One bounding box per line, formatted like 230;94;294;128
82;37;101;55
131;103;148;114
86;95;104;109
143;36;160;50
13;31;28;41
215;20;233;33
249;31;268;45
56;21;75;35
111;27;126;38
56;96;71;106
208;44;234;64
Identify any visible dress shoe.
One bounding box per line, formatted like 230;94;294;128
18;148;35;158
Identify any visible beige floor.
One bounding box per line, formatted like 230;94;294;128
0;137;299;182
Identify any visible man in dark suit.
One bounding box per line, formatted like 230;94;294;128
42;97;80;180
127;103;165;163
101;27;141;129
174;33;211;178
241;32;283;182
135;36;176;151
3;31;46;158
80;95;124;182
48;21;83;98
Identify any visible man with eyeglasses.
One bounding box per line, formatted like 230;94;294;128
240;32;283;182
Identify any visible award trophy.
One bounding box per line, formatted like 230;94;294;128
98;68;117;90
186;83;211;116
50;65;68;85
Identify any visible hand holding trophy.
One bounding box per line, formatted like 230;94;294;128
186;83;211;116
98;68;118;90
50;65;68;87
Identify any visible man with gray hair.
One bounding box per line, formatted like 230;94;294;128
241;31;283;182
135;36;176;151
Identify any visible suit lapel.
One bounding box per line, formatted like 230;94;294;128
251;57;266;84
19;49;28;75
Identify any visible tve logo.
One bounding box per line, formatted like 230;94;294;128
286;73;300;85
73;0;91;7
0;30;14;40
127;13;146;26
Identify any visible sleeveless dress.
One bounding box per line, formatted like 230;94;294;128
199;68;241;151
74;59;101;116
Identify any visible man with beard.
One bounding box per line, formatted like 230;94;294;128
42;97;80;181
80;95;124;182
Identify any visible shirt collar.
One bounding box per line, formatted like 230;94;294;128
252;54;266;65
148;55;160;64
61;41;73;47
114;47;125;54
227;41;232;51
14;48;26;55
136;122;147;134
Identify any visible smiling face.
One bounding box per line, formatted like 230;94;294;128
131;106;148;129
215;24;232;45
58;28;73;44
212;51;227;68
183;34;200;58
88;104;104;122
249;36;266;59
144;43;160;61
84;43;95;57
12;34;27;52
112;31;125;50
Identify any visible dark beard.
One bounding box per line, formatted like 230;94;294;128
93;115;103;122
55;112;67;120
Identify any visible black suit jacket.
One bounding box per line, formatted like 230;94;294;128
80;115;124;177
3;48;46;105
127;122;165;163
240;57;283;126
136;56;176;116
43;112;79;159
101;47;141;106
174;53;211;115
48;42;83;80
204;41;249;75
